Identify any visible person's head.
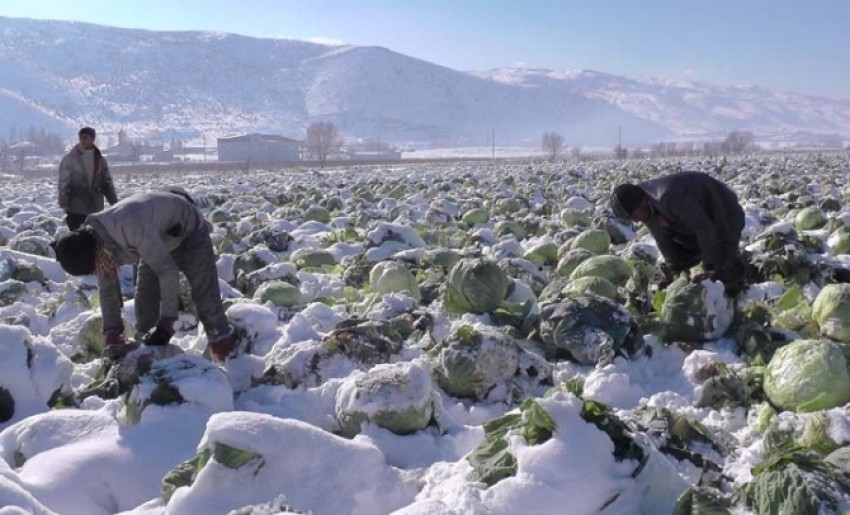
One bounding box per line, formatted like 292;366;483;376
78;127;96;150
611;183;651;222
51;229;98;276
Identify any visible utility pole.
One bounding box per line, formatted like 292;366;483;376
618;126;622;149
491;128;495;160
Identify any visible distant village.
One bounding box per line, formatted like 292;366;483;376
0;127;403;173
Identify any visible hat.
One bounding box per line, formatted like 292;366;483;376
78;127;96;139
611;184;646;219
51;230;98;276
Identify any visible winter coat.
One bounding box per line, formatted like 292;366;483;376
58;144;118;215
86;191;207;322
638;172;745;271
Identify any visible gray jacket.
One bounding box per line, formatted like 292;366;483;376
58;144;118;215
86;191;206;321
639;172;745;271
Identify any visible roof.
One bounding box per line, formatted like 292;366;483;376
217;133;300;144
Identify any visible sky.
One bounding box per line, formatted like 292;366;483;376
0;0;848;99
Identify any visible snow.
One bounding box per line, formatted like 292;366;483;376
169;412;416;515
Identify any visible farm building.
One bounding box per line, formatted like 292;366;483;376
217;134;300;163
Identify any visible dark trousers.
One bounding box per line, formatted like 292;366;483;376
65;213;87;231
134;227;231;342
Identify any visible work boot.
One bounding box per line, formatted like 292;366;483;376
102;331;140;361
208;335;237;365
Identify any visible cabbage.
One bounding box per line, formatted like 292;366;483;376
304;205;332;223
369;261;421;300
421;248;461;269
523;242;558;265
555;248;594;278
569;255;632;286
335;361;434;437
812;284;850;342
537;293;641;365
253;281;302;308
494;221;526;240
444;259;510;314
564;276;619;301
660;278;734;343
462;208;490;227
828;228;850;255
569;229;610;255
290;248;336;269
763;339;850;412
560;208;591;228
432;325;520;400
795;207;827;231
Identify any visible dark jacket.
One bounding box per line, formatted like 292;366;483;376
58;144;118;215
639;172;745;272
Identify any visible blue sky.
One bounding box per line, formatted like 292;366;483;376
2;0;848;99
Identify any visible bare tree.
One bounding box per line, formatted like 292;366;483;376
305;121;340;168
541;132;564;161
721;131;755;154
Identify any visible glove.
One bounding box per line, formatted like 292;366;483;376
208;335;237;365
143;319;175;346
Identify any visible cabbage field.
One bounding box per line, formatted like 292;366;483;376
3;153;850;514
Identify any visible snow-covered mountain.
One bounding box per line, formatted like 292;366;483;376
0;16;848;145
474;68;850;142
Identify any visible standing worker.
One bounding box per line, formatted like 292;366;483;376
610;171;747;296
52;189;237;363
58;127;119;230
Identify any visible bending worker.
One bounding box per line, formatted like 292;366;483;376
611;171;747;296
52;189;236;362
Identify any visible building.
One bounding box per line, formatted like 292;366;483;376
217;134;300;163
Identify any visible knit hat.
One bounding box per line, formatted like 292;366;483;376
78;127;96;139
51;230;98;276
611;184;646;219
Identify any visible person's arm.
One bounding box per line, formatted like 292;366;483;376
647;224;690;274
58;156;71;212
100;156;119;205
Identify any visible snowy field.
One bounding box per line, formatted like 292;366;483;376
2;153;850;514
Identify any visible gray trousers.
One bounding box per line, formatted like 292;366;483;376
101;227;232;342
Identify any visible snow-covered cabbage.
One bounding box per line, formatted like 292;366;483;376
369;261;420;300
253;281;302;308
794;207;827;231
335;361;434;436
812;284;850;342
432;325;520;400
660;278;733;342
560;208;591;228
569;255;632;286
537;292;641;365
304;205;332;223
828;228;850;255
462;208;489;227
569;229;610;255
444;259;510;314
290;248;337;269
764;339;850;412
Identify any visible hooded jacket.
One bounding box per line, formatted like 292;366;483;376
638;172;745;271
58;144;118;215
86;191;206;321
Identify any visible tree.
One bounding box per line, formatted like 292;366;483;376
721;131;755;154
305;121;340;168
541;132;564;161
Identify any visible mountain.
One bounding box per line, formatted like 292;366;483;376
0;16;847;146
473;68;850;142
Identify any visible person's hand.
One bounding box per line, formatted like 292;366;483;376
653;263;676;289
142;320;175;346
